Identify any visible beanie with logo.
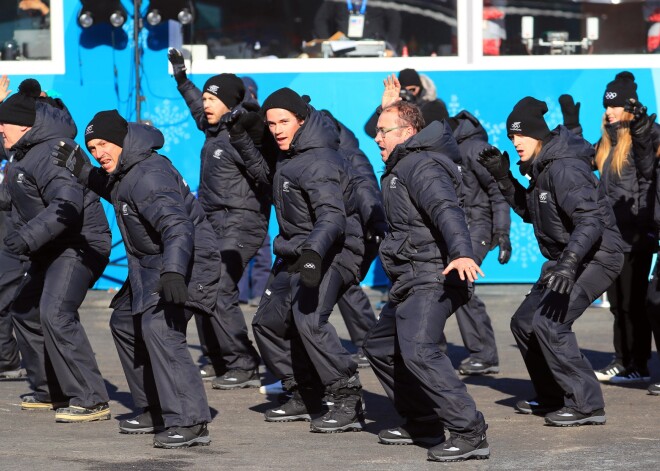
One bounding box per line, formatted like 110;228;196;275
506;96;550;141
261;87;311;119
0;78;41;127
84;110;128;148
203;73;245;109
603;71;637;108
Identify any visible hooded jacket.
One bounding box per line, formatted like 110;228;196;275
598;121;657;252
177;79;271;220
379;120;474;302
2;101;110;261
502;126;623;263
82;123;220;315
452;110;510;238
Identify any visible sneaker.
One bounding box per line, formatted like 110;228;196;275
648;383;660;395
21;395;68;411
378;420;445;446
427;429;490;462
119;408;164;434
544;407;606;427
0;368;26;380
609;366;651;384
264;391;316;422
515;398;563;415
351;348;370;369
458;358;500;375
594;360;624;382
153;423;210;449
55;403;111;423
310;392;364;433
200;364;217;382
212;369;260;390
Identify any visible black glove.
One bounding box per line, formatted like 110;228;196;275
160;272;188;305
298;250;322;288
558;94;581;129
221;107;247;130
167;48;187;86
3;230;29;255
495;233;512;264
624;98;656;139
366;220;388;244
540;251;579;295
477;147;510;181
51;141;90;179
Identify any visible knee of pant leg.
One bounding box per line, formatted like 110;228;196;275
531;314;555;341
510;311;532;338
398;338;431;370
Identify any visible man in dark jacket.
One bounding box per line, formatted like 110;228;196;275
445;110;512;375
0;79;111;422
52;110;220;448
234;88;366;433
362;101;490;462
168;49;265;389
478;97;624;426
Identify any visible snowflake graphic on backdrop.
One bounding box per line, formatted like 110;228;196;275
447;94;461;117
543;96;564;130
143;100;191;153
472;109;507;147
509;220;540;269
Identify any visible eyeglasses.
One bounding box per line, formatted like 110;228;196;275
375;125;409;136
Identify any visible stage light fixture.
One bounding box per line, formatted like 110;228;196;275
78;1;127;29
145;1;194;26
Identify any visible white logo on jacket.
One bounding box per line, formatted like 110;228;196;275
122;203;128;215
283;181;290;193
509;121;522;132
17;173;24;183
389;177;398;189
212;149;223;159
539;192;548;203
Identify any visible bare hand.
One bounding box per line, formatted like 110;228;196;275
442;257;485;283
381;74;402;109
0;75;11;103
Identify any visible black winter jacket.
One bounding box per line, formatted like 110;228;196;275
2;102;110;260
499;126;623;263
598;121;657;252
230;109;364;278
81;124;220;316
177;79;271;220
452;111;510;238
380;121;474;302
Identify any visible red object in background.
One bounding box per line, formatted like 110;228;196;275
483;7;505;21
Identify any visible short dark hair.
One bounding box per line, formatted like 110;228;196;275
382;101;425;132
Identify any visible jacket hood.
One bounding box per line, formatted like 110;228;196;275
113;122;165;176
452;110;488;144
288;108;340;156
13;101;77;156
531;125;594;178
386;120;461;173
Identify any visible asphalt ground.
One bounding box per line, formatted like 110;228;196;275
0;284;659;470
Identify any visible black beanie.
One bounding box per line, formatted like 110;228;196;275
398;68;422;88
261;87;310;119
0;78;41;127
203;74;245;109
603;71;637;108
506;97;550;140
84;110;128;148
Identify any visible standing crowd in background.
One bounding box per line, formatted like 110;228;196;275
0;61;658;463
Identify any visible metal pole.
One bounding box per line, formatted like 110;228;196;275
134;0;142;122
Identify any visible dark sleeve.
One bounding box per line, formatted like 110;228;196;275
130;169;194;276
364;108;380;138
497;172;530;222
299;159;347;258
177;79;206;132
0;182;10;210
230;130;274;188
471;151;510;234
631;128;656;181
347;151;385;226
78;164;113;202
552;163;604;261
313;2;333;39
407;159;474;261
20;157;84;251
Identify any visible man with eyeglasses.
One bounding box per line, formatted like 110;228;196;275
362;77;490;462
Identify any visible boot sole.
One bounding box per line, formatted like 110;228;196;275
544;416;606;427
119;426;164;434
648;389;660;396
309;422;363;433
55;411;112;423
428;447;490;462
515;406;562;416
379;436;445;446
212;380;261;390
22;402;69;411
264;414;311;422
153;436;211;448
458;367;500;375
